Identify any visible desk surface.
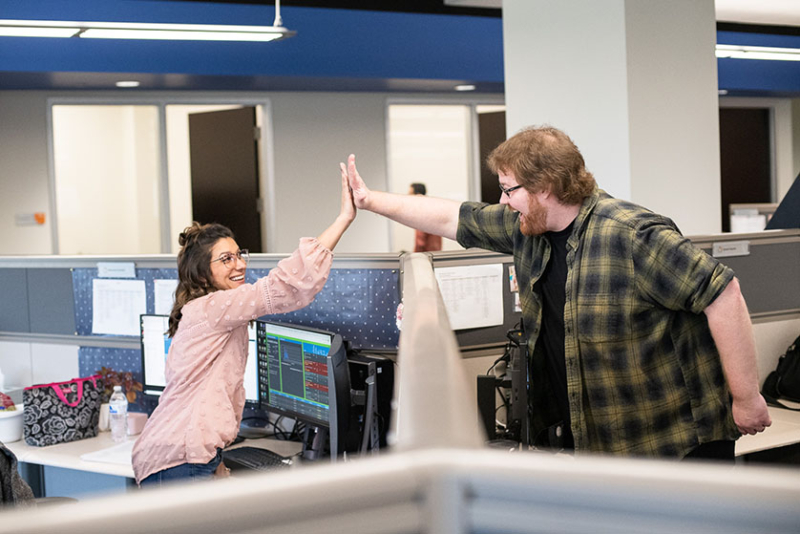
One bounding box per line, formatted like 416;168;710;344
735;404;800;456
5;431;303;479
7;406;799;471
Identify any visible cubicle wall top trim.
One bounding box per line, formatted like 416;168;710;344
689;228;800;248
0;252;403;270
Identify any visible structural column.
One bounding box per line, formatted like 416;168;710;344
502;0;722;235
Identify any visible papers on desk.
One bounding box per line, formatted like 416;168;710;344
434;264;504;330
80;439;135;466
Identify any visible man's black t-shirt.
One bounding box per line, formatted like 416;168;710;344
537;221;574;448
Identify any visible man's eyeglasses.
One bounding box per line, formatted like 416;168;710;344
211;249;249;268
499;183;524;197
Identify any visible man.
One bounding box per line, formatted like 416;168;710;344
344;125;771;461
408;182;443;252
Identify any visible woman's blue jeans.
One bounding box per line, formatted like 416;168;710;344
139;448;223;488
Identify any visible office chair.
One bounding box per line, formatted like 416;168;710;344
1;442;77;508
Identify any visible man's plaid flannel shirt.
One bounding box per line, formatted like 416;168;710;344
457;188;740;457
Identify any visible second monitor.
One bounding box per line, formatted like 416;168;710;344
255;320;351;460
140;314;259;404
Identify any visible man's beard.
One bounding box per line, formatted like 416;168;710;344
520;194;548;236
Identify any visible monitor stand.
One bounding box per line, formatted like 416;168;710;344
300;426;328;461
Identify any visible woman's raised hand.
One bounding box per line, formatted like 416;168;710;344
343;154;370;210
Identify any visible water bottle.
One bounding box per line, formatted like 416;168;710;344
109;385;128;443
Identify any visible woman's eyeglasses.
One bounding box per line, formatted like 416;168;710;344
211;249;249;268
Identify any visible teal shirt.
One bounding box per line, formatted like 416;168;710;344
457;189;740;457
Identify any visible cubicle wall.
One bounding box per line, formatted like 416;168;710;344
426;249;522;353
419;229;800;357
689;229;800;322
0;253;401;413
3;249;800;534
2;229;798;397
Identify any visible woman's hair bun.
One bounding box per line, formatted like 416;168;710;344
178;222;203;247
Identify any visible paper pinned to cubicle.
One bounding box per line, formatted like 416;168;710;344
92;279;146;336
434;264;504;330
154;279;179;315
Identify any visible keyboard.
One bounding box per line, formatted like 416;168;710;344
222;446;292;472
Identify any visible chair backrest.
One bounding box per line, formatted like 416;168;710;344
0;442;35;508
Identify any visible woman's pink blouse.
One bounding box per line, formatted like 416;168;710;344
132;238;332;483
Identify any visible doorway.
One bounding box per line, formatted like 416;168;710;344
50;101;270;255
719;107;772;232
51;105;162;254
188;107;263;253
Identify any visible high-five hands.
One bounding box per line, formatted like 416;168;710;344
338;157;357;224
341;154;371;210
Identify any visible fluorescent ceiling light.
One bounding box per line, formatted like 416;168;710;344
0;2;295;42
0;26;78;38
455;84;476;91
716;44;800;61
116;81;140;88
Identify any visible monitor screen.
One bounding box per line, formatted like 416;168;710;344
256;320;351;458
140;314;259;404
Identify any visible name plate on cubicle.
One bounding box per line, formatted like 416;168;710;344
711;240;750;258
97;262;136;278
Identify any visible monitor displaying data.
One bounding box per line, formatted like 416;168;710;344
256;321;336;428
140;314;259;403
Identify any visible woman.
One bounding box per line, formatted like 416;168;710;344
133;166;355;486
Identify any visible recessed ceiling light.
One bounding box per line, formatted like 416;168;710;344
116;81;140;88
718;89;729;95
455;84;476;92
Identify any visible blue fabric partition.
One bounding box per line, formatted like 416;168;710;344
72;265;400;416
72;267;400;349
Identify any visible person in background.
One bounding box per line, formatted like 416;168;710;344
343;125;771;462
409;182;443;252
133;166;356;486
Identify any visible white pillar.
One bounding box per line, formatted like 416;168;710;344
502;0;722;235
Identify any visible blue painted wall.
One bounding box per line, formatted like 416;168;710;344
0;0;797;95
0;1;503;82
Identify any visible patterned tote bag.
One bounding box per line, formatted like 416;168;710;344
22;375;103;447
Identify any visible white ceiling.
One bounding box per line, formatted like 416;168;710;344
716;0;800;26
444;0;800;27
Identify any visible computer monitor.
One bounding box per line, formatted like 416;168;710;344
140;314;259;404
255;320;351;460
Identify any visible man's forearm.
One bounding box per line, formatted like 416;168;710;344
365;190;461;241
704;278;761;401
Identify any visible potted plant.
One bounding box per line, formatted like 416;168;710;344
94;367;143;432
95;367;143;404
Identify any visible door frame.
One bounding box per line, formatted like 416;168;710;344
46;95;274;254
384;96;504;251
718;96;794;205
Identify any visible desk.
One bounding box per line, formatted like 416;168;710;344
5;432;304;498
735;404;800;458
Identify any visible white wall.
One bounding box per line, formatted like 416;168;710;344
502;0;723;236
0;92;52;254
387;104;471;252
625;0;722;235
0;89;797;256
268;92;392;253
